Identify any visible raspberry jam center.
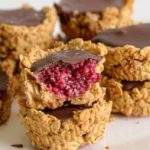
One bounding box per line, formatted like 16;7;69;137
37;58;101;97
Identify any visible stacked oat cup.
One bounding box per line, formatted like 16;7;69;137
1;0;150;150
0;4;56;124
93;23;150;117
18;39;112;150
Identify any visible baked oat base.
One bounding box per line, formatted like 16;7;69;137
0;98;12;124
105;45;150;81
57;0;133;40
0;5;57;60
102;77;150;116
0;80;14;124
20;100;112;150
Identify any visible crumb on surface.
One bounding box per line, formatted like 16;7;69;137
11;144;24;148
104;146;110;150
135;121;139;124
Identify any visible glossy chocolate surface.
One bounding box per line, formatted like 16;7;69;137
0;8;45;26
93;24;150;48
122;81;145;91
44;105;90;121
31;50;102;72
56;0;125;13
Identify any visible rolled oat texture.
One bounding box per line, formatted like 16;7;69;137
102;77;150;116
20;100;112;150
0;57;17;78
0;6;57;60
104;45;150;81
19;39;108;110
0;80;14;124
57;0;133;40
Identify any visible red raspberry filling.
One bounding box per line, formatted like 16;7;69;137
37;58;101;97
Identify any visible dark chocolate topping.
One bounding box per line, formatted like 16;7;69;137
0;70;8;91
44;105;90;121
93;24;150;48
56;0;125;13
31;50;102;72
0;8;45;26
122;81;145;91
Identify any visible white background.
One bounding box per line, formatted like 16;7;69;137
0;0;150;150
0;0;149;21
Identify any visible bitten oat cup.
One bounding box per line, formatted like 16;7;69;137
18;39;112;150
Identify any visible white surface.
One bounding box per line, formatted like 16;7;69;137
0;0;150;150
1;102;150;150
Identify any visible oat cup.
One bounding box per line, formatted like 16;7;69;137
19;39;107;110
55;0;133;40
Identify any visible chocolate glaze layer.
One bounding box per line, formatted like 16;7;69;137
122;81;145;91
44;105;91;121
31;50;103;72
56;0;125;13
93;24;150;48
0;8;45;26
0;70;8;91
